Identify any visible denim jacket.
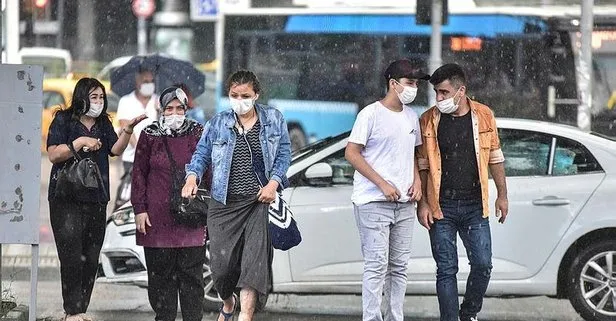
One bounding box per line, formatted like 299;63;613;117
185;103;292;205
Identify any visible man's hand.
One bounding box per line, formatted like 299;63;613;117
495;196;509;224
135;212;151;235
407;178;422;202
182;175;198;198
417;202;433;230
379;182;401;202
258;180;279;203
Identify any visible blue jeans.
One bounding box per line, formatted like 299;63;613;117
429;198;492;321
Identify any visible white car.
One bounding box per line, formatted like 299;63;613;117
98;118;616;321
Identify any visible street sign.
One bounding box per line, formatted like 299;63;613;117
191;0;219;21
132;0;156;19
0;64;43;244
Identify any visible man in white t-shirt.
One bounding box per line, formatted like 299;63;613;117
116;68;159;173
345;59;429;321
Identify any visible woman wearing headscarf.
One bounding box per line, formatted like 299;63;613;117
182;70;292;321
46;78;146;321
131;86;206;321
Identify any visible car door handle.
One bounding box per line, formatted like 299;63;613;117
532;196;570;206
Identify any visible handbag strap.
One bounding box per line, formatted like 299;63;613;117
67;142;82;161
162;137;183;194
236;115;266;189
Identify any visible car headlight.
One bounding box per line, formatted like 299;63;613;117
112;208;135;226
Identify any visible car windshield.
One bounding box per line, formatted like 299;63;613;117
291;131;349;163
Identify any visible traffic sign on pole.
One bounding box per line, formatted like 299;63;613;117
132;0;156;19
191;0;219;22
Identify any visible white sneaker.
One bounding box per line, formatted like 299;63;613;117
470;318;479;321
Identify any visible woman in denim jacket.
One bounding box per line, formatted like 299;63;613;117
182;70;291;321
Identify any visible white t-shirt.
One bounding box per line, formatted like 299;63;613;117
348;101;422;205
116;91;159;163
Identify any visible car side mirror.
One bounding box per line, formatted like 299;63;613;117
305;162;333;186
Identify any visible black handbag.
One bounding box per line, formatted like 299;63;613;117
55;142;107;200
162;137;209;227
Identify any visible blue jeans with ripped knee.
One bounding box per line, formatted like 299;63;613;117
429;198;492;321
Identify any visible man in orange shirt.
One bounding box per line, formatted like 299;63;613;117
416;64;509;321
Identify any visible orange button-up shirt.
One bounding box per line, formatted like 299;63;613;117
417;98;505;219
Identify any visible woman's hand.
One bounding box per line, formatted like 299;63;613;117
128;114;148;129
135;212;151;235
75;136;102;152
182;175;198;198
257;180;279;203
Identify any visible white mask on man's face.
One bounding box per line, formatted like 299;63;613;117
393;81;418;105
139;82;155;97
230;97;254;115
436;88;463;114
85;103;104;118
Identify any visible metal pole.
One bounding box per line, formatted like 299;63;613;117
29;244;38;321
5;0;18;63
577;0;594;131
56;0;64;48
138;17;147;55
214;14;225;105
428;0;443;107
1;244;3;295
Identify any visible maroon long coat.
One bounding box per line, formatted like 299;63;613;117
131;124;209;248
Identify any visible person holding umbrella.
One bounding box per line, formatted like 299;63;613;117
116;67;159;175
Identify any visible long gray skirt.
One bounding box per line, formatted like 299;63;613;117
208;194;272;307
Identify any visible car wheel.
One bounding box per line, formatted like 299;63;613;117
568;240;616;321
203;240;223;311
289;125;306;151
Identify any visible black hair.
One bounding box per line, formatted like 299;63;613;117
68;77;109;119
225;70;261;94
429;63;467;89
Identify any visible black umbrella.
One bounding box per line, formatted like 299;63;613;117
110;53;206;97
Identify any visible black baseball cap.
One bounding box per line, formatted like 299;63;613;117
384;59;430;82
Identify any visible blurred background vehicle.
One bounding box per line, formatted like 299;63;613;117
18;47;72;78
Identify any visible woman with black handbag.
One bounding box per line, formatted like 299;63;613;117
131;86;208;321
47;78;146;321
182;70;292;321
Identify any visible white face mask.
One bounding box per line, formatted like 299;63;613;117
85;103;104;118
139;82;155;97
162;114;185;130
436;88;463;114
394;81;418;105
230;97;254;115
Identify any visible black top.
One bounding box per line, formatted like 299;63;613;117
47;111;118;202
227;119;262;196
437;111;481;200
